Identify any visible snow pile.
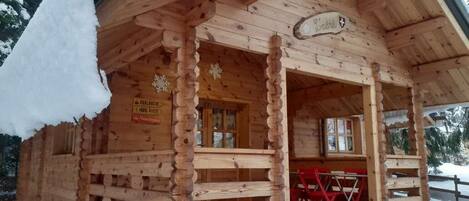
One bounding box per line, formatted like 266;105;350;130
0;0;111;137
429;163;469;195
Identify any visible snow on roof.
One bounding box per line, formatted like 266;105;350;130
0;0;111;138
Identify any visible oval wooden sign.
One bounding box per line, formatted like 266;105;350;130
294;12;349;39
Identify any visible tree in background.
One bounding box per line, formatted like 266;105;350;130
0;0;42;66
390;107;469;173
0;134;21;177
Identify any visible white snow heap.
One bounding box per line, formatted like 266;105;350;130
0;0;111;138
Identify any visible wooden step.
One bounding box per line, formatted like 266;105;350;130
386;177;420;189
389;196;422;201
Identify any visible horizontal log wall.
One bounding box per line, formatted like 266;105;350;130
196;0;412;87
107;48;175;153
17;125;82;201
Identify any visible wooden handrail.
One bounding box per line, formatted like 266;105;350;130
85;150;174;159
386;155;421;159
194;147;275;155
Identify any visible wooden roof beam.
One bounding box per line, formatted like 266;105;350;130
358;0;387;14
385;16;448;51
186;0;216;26
134;11;185;33
98;29;163;73
413;55;469;83
97;0;178;30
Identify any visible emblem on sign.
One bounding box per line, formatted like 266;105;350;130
294;12;349;40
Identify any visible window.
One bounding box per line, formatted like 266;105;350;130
53;123;77;155
326;118;354;153
196;101;241;148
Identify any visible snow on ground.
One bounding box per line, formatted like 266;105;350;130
0;0;111;137
429;163;469;196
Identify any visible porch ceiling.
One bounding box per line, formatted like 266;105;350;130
361;0;469;107
287;72;411;118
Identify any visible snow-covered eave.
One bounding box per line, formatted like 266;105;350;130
0;0;111;138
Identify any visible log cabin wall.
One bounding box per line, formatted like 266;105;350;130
106;48;176;153
288;102;367;171
196;42;269;184
198;42;268;149
17;124;83;201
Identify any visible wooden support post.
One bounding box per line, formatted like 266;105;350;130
407;88;418;155
171;26;199;201
363;63;390;201
410;86;430;201
266;35;289;201
372;63;389;200
77;119;93;201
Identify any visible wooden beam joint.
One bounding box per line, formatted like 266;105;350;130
186;0;216;27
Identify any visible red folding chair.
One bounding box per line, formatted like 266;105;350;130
298;168;342;201
344;168;368;201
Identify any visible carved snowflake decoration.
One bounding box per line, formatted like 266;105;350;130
209;63;223;80
152;74;170;93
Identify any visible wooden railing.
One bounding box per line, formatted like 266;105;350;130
84;148;279;201
192;147;278;200
429;174;469;201
386;155;423;201
86;150;174;201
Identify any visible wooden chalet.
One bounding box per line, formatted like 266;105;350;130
15;0;469;201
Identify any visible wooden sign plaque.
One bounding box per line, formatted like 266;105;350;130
294;12;349;39
132;97;162;125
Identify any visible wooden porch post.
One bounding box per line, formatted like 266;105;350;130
171;26;199;201
363;63;387;201
266;35;289;201
409;86;430;201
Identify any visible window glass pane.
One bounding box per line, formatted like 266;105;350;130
338;136;346;151
213;132;223;148
327;119;335;135
346;120;352;135
197;108;203;130
196;131;203;147
225;132;235;148
226;110;236;130
338;119;345;135
328;136;337;151
347;136;354;151
212;108;223;130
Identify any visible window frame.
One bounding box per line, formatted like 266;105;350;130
325;117;355;154
196;100;242;148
